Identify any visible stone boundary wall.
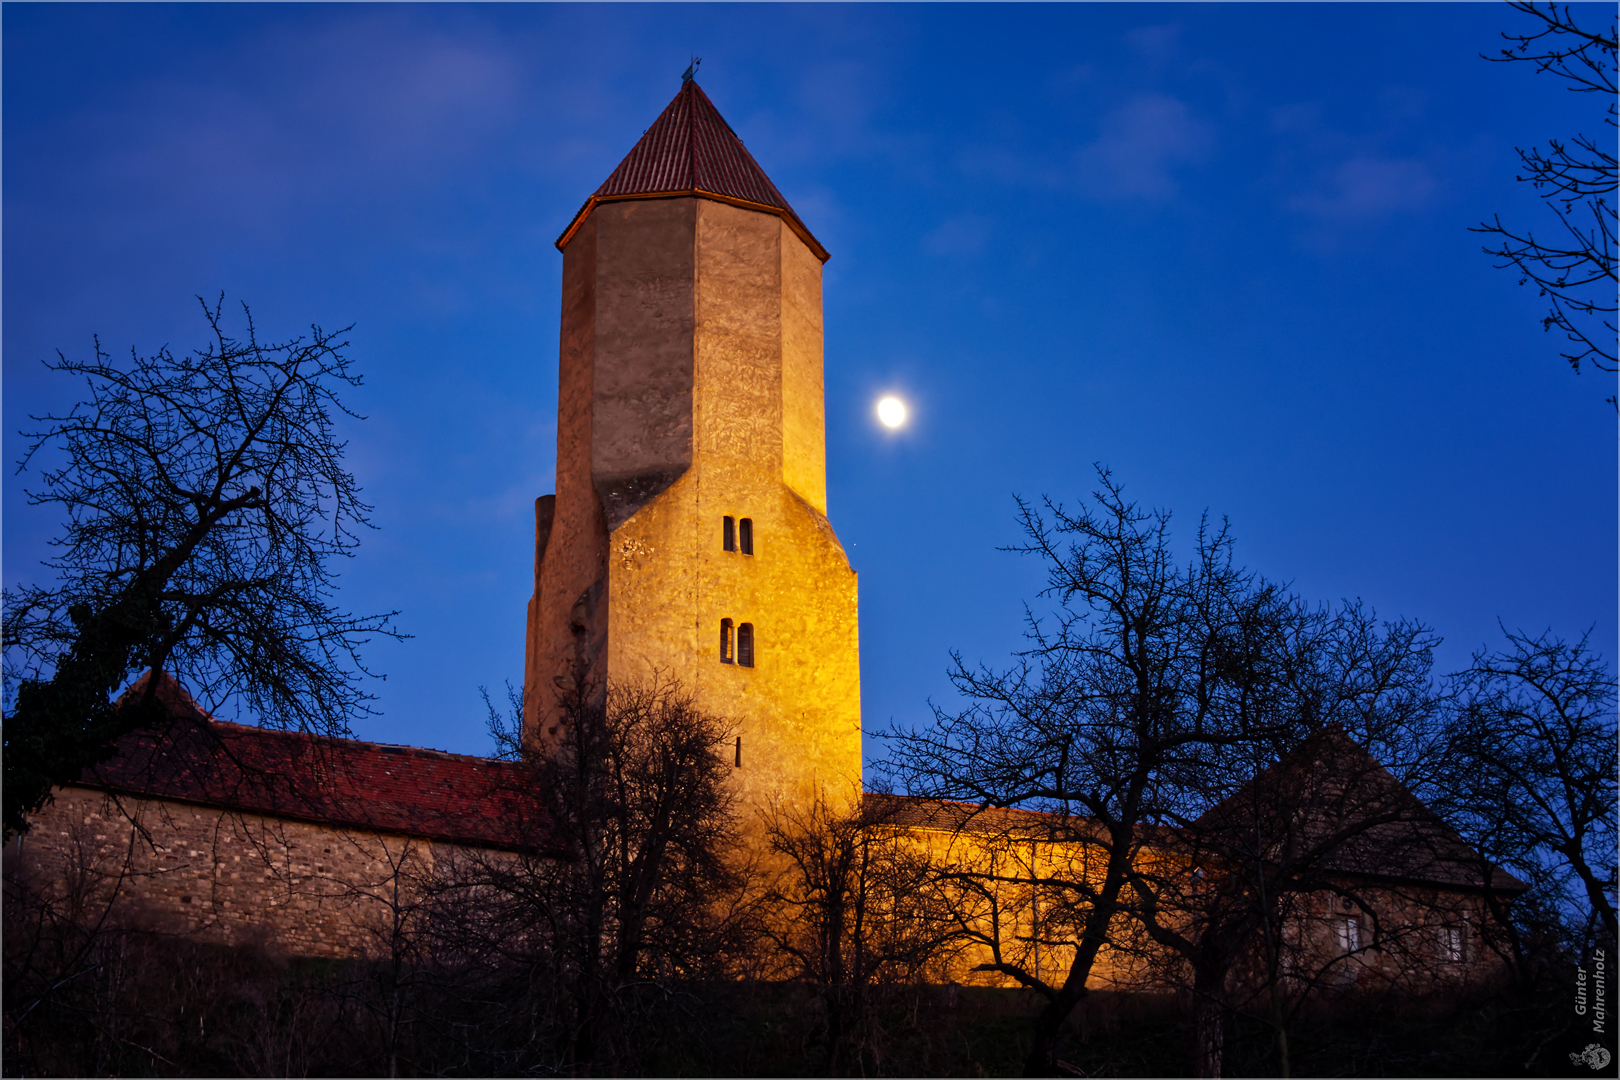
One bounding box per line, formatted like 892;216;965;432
11;785;1514;994
12;785;441;959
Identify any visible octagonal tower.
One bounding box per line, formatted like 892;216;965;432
524;78;862;813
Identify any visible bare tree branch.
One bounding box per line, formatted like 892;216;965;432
3;296;404;835
1474;2;1618;404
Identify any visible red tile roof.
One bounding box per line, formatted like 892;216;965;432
72;672;561;855
556;80;828;262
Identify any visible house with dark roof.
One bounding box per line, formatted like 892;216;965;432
861;730;1524;999
1182;726;1527;998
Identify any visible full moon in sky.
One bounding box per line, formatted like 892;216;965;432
876;396;908;429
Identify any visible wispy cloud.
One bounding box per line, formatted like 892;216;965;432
1288;156;1440;222
40;11;528;241
1074;94;1214;200
1270;89;1446;229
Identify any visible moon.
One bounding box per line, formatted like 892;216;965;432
876;396;908;429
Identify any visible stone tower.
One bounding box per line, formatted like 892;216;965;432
524;79;862;812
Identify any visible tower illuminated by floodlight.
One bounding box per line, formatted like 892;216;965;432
524;78;862;811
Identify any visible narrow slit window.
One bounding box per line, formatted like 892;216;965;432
720;619;734;664
738;622;755;668
734;736;742;768
739;517;754;555
723;516;736;552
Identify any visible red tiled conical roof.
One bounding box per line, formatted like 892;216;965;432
556;81;828;261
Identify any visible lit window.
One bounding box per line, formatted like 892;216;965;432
739;517;754;556
723;516;736;552
738;622;755;668
720;619;734;663
1332;917;1360;954
1439;926;1465;963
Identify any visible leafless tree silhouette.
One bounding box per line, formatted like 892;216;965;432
758;786;959;1073
429;677;749;1074
886;467;1449;1077
3;296;402;835
1474;2;1617;404
1437;629;1616;956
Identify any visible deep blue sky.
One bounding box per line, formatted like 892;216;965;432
6;3;1614;764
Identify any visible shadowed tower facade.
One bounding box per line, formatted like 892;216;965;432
524;79;862;813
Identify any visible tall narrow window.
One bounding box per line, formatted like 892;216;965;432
737;622;755;667
722;516;736;552
720;619;734;663
1332;917;1360;954
1438;926;1465;963
739;517;754;555
734;736;742;768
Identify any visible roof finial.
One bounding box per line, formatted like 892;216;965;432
681;57;701;85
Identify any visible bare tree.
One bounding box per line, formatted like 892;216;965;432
431;678;748;1075
885;468;1315;1076
886;468;1463;1077
1474;1;1617;404
1438;629;1617;953
3;296;403;835
482;679;526;761
1129;594;1458;1079
757;787;958;1074
1151;718;1515;1079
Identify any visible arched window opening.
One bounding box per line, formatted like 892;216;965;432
737;622;755;668
720;618;734;663
739;517;753;555
722;516;736;552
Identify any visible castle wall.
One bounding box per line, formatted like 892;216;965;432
877;816;1508;997
608;199;861;819
890;820;1151;992
14;786;439;960
527;210;611;742
15;786;1508;992
780;216;828;515
591;199;697;509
